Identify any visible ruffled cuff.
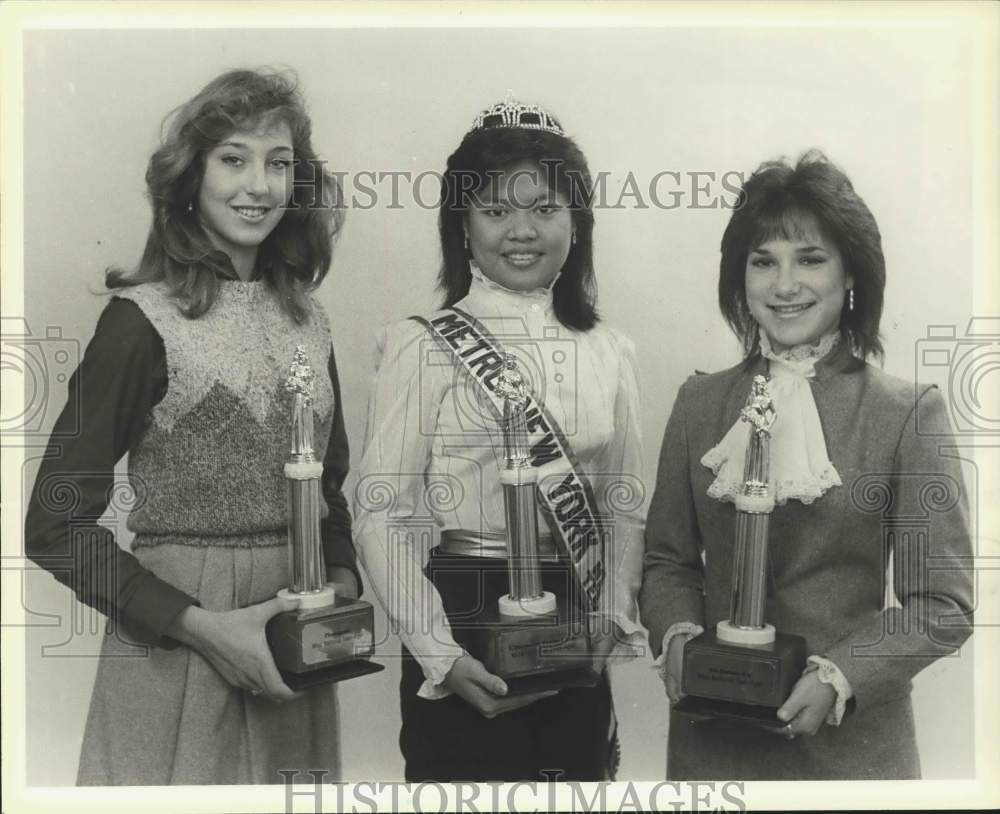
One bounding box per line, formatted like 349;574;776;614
415;650;464;700
651;622;704;703
589;611;647;664
805;655;854;726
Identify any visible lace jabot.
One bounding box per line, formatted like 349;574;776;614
700;328;842;505
759;329;839;374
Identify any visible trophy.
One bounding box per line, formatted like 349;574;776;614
265;346;385;690
676;375;806;724
464;355;597;695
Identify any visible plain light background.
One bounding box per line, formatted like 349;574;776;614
17;25;978;783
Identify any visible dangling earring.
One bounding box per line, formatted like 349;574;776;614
571;232;577;245
848;288;855;311
464;234;479;270
187;201;193;213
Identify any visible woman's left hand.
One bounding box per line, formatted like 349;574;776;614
773;670;837;738
588;616;620;675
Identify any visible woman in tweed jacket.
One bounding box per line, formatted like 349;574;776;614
638;151;974;780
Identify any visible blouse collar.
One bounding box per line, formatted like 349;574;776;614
756;329;861;383
465;263;558;313
216;266;263;284
759;327;840;379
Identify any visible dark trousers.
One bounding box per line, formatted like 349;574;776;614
399;549;617;782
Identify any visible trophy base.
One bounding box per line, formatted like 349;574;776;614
278;658;385;691
680;627;806;716
673;694;788;728
465;603;596;693
266;594;385;686
503;666;600;696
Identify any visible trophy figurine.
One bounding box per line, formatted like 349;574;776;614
676;375;806;724
265;346;385;689
465;355;596;694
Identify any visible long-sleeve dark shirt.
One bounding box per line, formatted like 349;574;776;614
24;297;360;648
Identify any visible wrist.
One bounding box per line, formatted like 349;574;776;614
806;655;854;726
165;605;208;648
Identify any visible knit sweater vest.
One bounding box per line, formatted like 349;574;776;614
114;282;335;545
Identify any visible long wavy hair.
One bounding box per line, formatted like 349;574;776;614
438;123;599;331
719;150;885;363
106;68;344;322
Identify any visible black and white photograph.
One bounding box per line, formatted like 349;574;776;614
2;2;997;812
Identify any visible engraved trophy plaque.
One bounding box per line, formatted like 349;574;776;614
676;375;806;724
265;346;385;689
465;355;597;695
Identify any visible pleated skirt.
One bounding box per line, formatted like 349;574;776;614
77;539;341;786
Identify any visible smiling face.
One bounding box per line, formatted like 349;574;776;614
464;160;574;292
196;120;295;279
744;215;853;353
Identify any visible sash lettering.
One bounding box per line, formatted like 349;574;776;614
414;307;607;611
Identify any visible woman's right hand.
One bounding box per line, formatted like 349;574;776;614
443;653;559;718
167;595;303;703
664;634;687;704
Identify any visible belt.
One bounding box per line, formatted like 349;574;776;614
438;529;560;561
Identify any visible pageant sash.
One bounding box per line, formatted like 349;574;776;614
411;307;607;612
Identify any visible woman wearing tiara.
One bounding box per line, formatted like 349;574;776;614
639;151;974;779
24;69;359;785
354;97;646;781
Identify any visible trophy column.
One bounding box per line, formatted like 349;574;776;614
265;347;384;689
465;355;595;693
497;355;556;618
677;375;806;724
718;378;776;646
281;350;336;607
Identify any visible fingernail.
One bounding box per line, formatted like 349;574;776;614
777;709;789;721
495;681;507;696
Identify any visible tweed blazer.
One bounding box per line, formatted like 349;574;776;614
638;344;974;779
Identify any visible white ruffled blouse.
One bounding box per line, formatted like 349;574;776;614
354;267;647;699
655;329;854;725
700;330;842;505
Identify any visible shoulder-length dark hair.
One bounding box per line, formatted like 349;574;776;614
438;123;599;331
719;150;885;362
107;68;344;322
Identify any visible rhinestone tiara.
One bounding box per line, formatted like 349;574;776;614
470;90;565;136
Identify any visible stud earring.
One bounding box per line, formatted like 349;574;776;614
848;288;855;311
